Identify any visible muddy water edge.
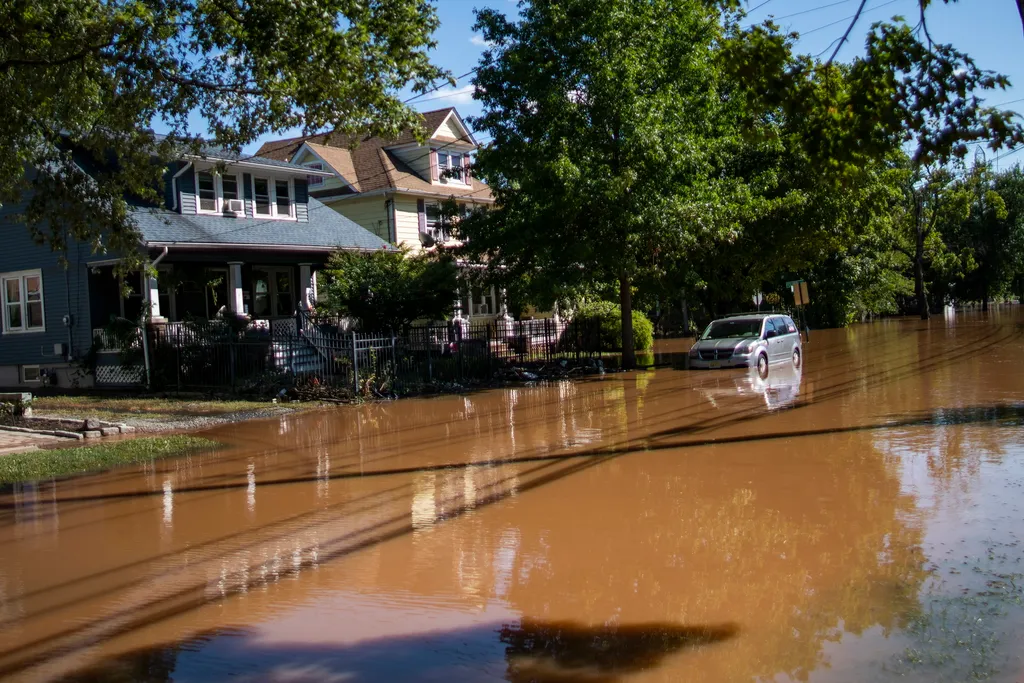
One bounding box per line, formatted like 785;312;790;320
1;311;1023;682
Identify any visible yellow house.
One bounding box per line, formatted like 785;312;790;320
256;108;510;322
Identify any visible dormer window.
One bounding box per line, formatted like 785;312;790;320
222;174;239;203
195;170;242;215
438;152;466;184
304;162;324;187
251;176;295;219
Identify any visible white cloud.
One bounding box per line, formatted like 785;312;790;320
419;84;477;106
470;34;493;47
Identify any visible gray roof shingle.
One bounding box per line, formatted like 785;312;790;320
130;197;391;251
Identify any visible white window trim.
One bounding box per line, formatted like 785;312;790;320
250;176;297;221
194;169;243;217
21;365;42;383
436;152;470;187
2;269;45;335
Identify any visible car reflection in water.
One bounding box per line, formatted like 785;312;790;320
694;359;802;411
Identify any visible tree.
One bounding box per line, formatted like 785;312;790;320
0;0;448;271
947;165;1024;310
463;0;756;368
318;246;459;333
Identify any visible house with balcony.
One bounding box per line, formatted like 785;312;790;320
254;108;509;322
0;143;392;388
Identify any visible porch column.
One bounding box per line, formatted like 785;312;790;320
497;287;511;321
228;262;244;315
299;263;314;311
453;293;465;322
142;270;162;321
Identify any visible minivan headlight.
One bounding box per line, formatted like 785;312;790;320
688;346;699;357
739;342;756;354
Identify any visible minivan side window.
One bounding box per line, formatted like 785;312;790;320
763;318;778;338
783;316;797;334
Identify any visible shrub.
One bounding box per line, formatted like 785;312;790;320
318;246;459;333
562;301;654;352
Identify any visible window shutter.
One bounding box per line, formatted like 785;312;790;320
429;149;439;182
417;198;426;232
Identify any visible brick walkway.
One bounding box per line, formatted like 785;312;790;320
0;429;64;455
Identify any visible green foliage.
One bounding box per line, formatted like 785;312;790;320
0;436;219;485
462;0;763;366
566;301;653;352
944;165;1024;307
319;246;459;333
0;0;448;275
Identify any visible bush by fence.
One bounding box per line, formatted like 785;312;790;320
559;301;653;352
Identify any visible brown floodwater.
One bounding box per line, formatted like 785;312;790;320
2;310;1024;682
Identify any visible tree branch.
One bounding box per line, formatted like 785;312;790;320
158;69;263;96
0;38;118;71
825;0;868;66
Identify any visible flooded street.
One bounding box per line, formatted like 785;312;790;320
1;312;1023;682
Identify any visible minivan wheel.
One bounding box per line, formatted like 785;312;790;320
792;347;802;368
756;353;769;379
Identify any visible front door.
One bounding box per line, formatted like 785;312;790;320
252;267;295;318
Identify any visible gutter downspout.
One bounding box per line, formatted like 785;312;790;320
385;195;395;244
140;246;169;389
170;163;193;212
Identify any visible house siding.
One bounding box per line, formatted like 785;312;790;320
394;196;422;251
437;116;465;141
178;166;197;215
295;179;309;223
243;172;254;218
0;186;94;387
329;197;391;243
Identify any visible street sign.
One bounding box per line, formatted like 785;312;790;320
752;291;763;309
787;280;810;307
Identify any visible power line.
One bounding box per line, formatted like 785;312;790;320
993;144;1024;164
800;0;903;37
749;0;856;25
989;97;1024;108
746;0;775;12
404;69;479;105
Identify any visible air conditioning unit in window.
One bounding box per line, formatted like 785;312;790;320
225;199;245;214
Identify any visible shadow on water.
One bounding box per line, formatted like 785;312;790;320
501;620;740;682
54;620;740;683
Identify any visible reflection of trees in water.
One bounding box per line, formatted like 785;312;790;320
56;645;180;682
500;619;739;682
874;404;1023;498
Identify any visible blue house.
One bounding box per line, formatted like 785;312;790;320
0;145;391;389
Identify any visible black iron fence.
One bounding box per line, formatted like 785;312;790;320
139;313;604;394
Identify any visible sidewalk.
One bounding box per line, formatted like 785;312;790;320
0;429;63;456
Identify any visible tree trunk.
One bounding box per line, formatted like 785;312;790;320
620;275;635;370
915;229;929;320
982;278;989;313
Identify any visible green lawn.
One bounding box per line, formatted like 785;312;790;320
32;395;270;420
0;436;220;485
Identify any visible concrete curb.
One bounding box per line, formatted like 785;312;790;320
0;425;83;440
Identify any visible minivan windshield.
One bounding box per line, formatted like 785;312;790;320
701;319;762;340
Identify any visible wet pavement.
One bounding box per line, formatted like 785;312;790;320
1;311;1023;682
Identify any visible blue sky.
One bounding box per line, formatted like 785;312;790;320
239;1;1024;161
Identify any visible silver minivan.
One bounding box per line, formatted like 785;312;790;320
688;313;802;378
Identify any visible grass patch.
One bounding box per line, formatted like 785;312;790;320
32;396;270;419
0;436;220;485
